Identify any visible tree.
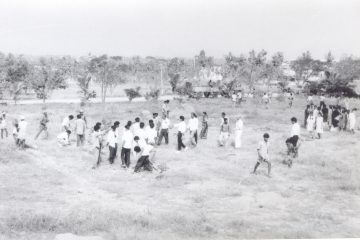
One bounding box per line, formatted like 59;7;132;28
4;54;31;104
195;50;214;68
72;57;96;103
290;51;315;82
30;57;69;103
167;58;185;92
88;55;129;104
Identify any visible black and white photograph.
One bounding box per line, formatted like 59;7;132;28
0;0;360;239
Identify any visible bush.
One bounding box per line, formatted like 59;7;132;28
145;88;160;101
124;87;141;101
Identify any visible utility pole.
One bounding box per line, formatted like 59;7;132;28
160;65;164;95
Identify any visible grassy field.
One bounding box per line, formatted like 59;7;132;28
0;96;360;240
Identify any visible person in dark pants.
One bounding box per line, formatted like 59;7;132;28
133;144;156;173
107;125;117;164
174;116;187;152
157;115;170;145
121;124;133;168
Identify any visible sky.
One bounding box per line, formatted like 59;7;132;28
0;0;359;60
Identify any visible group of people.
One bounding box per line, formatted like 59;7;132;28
304;97;357;138
1;95;358;176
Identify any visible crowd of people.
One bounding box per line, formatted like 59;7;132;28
0;95;358;176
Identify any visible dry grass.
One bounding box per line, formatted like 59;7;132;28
0;96;360;239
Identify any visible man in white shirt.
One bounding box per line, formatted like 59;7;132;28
152;113;161;136
132;117;141;134
253;133;271;177
121;124;133;168
133;143;156;173
134;122;146;144
174;116;187;152
157;115;171;145
62;115;74;132
145;120;157;145
188;113;199;146
74;114;86;147
18;116;28;149
290;117;301;144
107;125;117;164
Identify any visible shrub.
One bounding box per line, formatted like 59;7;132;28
145;88;160;101
124;87;141;101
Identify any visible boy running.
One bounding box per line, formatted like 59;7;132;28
253;133;271;177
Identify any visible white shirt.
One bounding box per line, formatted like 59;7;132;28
0;118;6;128
257;140;269;159
18;120;28;139
62;117;70;128
235;119;243;131
188;118;199;131
175;121;187;133
75;119;86;135
141;144;154;156
145;126;157;144
290;123;301;137
122;130;133;149
107;130;117;148
160;118;171;129
132;122;140;134
57;132;70;145
134;128;146;141
307;96;313;102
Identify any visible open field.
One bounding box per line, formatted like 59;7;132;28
0;97;360;240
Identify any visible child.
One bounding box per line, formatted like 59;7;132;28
284;135;301;167
288;93;294;108
253;133;271;177
34;111;49;140
218;117;230;147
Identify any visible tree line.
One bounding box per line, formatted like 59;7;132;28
1;50;360;104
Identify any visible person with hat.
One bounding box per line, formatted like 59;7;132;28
174;115;187;152
18;116;28;149
34;111;49;140
253;133;271;177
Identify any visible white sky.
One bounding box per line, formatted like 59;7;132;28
0;0;359;60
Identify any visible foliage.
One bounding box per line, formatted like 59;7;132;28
195;50;214;68
167;58;186;92
88;55;129;103
145;88;160;101
124;87;141;101
30;57;69;103
176;82;194;97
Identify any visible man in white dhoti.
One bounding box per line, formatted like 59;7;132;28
235;116;243;148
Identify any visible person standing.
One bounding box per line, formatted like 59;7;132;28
253;133;271;177
188;112;199;146
288;93;294;108
200;112;209;139
0;111;8;139
162;100;170;117
12;123;20;146
174;116;187;152
315;112;324;139
157;115;170;145
349;108;357;134
107;125;117;164
62;115;74;132
74;114;86;146
234;116;243;148
290;117;301;141
145;120;157;145
18;116;28;149
132;117;141;134
306;113;316;138
79;109;88;128
134;122;146;144
219;117;230;147
121;124;133;168
35;111;49;140
152;113;161;137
